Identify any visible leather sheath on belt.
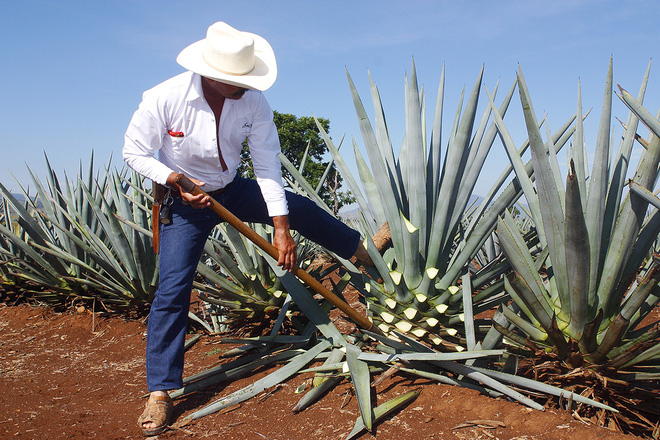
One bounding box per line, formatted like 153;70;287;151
152;181;164;254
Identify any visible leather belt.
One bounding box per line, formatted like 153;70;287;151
170;184;230;198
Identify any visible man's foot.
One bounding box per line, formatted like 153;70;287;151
138;391;172;436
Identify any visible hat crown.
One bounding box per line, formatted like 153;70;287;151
203;22;255;76
176;21;276;91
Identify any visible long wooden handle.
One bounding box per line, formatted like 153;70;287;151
175;174;381;334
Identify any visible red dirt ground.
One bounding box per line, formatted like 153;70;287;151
0;302;645;440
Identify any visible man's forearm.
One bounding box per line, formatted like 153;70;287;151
272;215;290;232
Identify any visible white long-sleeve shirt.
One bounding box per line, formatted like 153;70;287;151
123;71;288;217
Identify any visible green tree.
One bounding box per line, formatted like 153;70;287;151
239;111;354;214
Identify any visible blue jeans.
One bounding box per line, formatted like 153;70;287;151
146;177;361;391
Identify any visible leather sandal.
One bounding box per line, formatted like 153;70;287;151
138;394;173;436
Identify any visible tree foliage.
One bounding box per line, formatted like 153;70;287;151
239;111;354;214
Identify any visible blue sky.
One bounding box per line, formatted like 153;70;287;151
2;0;659;198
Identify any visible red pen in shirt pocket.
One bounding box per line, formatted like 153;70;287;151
168;130;184;137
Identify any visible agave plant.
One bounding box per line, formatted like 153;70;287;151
193;219;337;334
0;153;157;308
492;60;660;434
315;62;580;350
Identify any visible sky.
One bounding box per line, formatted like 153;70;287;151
2;0;659;200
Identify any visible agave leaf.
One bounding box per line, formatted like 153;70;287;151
114;212;152;237
315;135;344;195
298;140;310;173
461;114;547;238
436;360;544;410
497;212;554;319
270;293;292;336
487;87;545;247
461;268;476;350
0;254;61;287
186;340;331;420
628;180;660;210
188;310;213;333
43;155;76;255
293;373;343;412
399;62;426;288
584;58;614;305
220;335;313;345
26;165;70;247
617;86;660;139
427;64;445;202
603;61;651;244
362;329;418;352
564;161;590;337
545;118;566;211
401;210;422;289
219;225;263;280
358;350;503;363
345;389;420;440
313;348;345;387
351;139;386;231
401;60;426;246
518;66;569;311
465;79;499;176
368;71;400;199
572;80;588;208
175;344;318;404
505;271;556;336
314;118;378;234
266;256;345;346
445;86;465;164
396;365;490;392
181;345;286;385
346;343;374;430
279;153;333;215
499;303;547;341
471;366;617;412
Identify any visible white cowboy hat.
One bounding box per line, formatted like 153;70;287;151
176;22;277;91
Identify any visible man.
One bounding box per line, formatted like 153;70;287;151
123;21;372;435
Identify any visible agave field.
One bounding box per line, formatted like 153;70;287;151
1;59;659;438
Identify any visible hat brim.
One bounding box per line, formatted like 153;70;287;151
176;32;277;91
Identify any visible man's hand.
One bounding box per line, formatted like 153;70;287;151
272;215;297;272
166;172;211;209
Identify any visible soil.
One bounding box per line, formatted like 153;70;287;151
0;301;646;440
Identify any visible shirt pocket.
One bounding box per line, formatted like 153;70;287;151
165;129;184;151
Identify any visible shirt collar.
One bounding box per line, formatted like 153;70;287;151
184;73;204;102
184;72;245;107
